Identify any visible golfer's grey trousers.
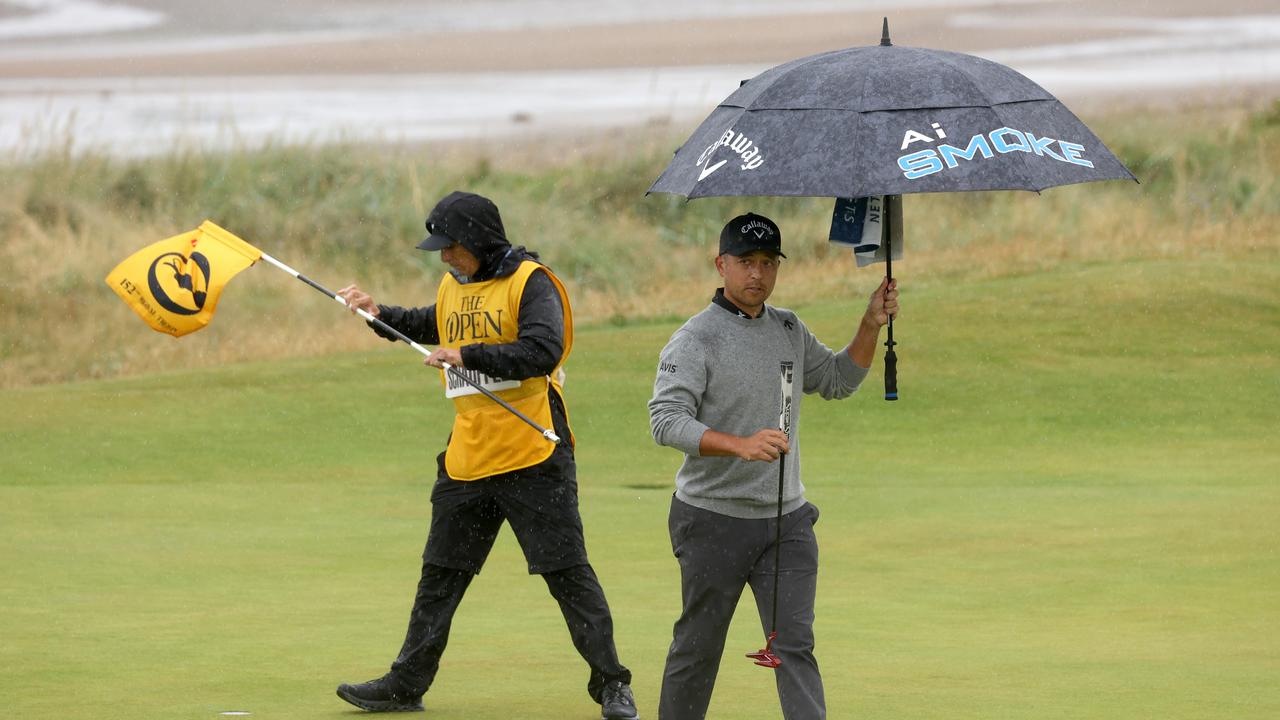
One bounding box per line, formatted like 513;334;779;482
659;497;824;720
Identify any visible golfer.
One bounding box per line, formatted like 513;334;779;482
648;213;898;720
335;191;638;719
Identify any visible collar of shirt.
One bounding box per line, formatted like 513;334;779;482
712;287;761;319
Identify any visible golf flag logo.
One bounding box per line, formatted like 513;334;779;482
105;221;262;336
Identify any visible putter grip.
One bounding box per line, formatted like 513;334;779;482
883;347;898;401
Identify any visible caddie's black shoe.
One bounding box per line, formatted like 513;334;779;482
601;680;639;720
336;675;424;713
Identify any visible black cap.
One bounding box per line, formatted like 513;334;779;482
417;191;507;254
719;213;786;258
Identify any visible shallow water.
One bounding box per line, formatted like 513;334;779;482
0;66;767;155
0;0;1057;46
1;1;1276;156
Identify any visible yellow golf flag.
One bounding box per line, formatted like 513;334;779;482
105;221;262;337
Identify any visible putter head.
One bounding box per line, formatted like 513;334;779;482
746;631;783;668
747;649;782;668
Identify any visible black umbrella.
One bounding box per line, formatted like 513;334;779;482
650;19;1137;400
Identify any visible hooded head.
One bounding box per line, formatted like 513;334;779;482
417;191;513;279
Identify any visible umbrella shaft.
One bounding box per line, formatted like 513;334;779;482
884;198;894;309
884;199;896;340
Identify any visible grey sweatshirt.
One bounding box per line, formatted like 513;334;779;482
649;302;869;519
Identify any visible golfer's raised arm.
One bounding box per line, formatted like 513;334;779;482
800;320;869;400
845;277;899;368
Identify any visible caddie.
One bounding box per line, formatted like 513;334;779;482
335;191;638;719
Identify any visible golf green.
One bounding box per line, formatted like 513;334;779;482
2;255;1276;719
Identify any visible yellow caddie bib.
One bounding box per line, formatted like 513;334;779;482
435;260;574;480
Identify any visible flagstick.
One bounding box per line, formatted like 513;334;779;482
882;195;899;401
258;252;561;444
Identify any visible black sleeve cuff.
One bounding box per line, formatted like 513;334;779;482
368;304;401;342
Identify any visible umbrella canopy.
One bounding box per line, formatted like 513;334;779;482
649;21;1138;403
649;22;1136;199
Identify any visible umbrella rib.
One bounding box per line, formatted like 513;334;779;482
986;99;1046;194
928;50;1000;108
848;59;876;197
928;49;1057;192
762;51;846;107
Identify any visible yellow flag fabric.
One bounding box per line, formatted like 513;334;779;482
105;221;262;337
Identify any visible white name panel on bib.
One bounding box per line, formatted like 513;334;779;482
445;367;521;398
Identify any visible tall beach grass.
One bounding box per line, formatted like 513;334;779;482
1;100;1277;388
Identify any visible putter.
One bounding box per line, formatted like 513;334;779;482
748;362;793;670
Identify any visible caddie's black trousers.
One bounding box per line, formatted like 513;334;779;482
384;449;630;704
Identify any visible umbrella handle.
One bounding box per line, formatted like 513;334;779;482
883;336;898;401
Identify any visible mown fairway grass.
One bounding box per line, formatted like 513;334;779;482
2;248;1277;719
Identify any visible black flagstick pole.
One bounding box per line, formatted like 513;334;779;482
257;252;561;444
883;195;899;401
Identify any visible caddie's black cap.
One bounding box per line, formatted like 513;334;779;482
719;212;786;258
417;191;507;254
